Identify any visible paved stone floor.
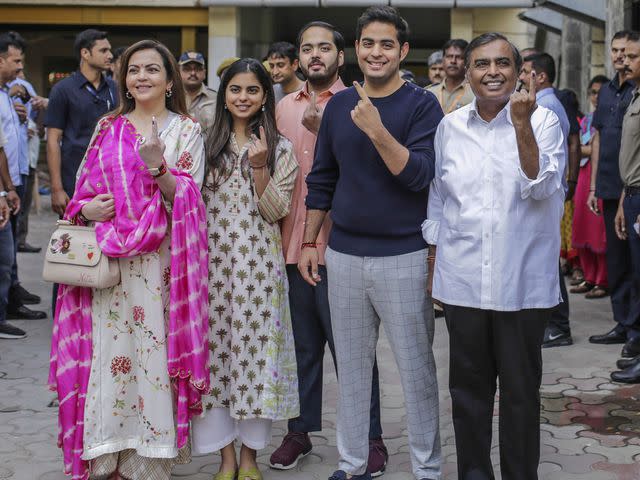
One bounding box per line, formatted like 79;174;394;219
2;200;640;480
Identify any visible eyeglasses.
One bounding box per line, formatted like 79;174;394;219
589;89;600;95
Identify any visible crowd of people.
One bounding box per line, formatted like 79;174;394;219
0;5;639;480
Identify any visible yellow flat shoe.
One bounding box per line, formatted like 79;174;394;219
238;467;262;480
214;470;238;480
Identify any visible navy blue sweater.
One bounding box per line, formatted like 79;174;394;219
305;82;443;257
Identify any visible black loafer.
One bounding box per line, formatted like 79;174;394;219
589;327;627;345
11;284;40;305
6;305;47;320
611;360;640;384
616;356;640;370
17;243;41;253
621;337;640;358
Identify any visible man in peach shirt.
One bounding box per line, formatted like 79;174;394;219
272;21;387;476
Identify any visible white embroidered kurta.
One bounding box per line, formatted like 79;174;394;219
82;114;205;460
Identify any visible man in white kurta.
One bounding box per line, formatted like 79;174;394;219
423;33;565;479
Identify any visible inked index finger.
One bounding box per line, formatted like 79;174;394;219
529;70;537;99
151;116;159;138
353;81;369;101
258;125;267;146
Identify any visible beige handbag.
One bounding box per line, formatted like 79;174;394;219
43;220;120;289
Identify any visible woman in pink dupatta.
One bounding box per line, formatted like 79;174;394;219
48;40;209;480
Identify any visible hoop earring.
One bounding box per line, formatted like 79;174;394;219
125;91;132;99
166;90;172;98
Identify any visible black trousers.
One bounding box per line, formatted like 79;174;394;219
548;263;569;333
443;304;549;480
602;199;640;336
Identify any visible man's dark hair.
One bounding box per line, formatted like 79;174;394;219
613;30;634;42
464;32;522;72
74;29;108;61
112;46;127;62
0;31;26;55
296;21;345;53
589;74;609;88
266;41;297;63
443;38;468;54
356;6;409;45
524;52;556;84
626;30;640;43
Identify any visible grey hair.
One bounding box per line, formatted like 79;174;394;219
464;32;522;72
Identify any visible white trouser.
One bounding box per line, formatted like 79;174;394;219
191;407;273;455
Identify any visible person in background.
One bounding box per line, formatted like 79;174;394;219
11;69;45;253
571;75;610;299
217;57;239;81
427;50;444;86
272;20;388;476
179;50;216;136
193;58;299;480
610;31;640;383
0;118;26;339
109;46;126;83
0;31;45;321
45;28;116;313
266;42;304;103
586;31;640;353
519;53;577;348
427;39;474;114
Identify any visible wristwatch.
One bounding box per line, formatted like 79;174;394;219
148;161;167;178
0;191;7;198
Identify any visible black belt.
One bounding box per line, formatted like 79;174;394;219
625;185;640;196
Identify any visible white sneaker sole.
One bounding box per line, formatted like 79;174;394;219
269;449;312;470
0;333;26;339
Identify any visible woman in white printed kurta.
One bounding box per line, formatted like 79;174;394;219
192;58;299;480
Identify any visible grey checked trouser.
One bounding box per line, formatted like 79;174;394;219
325;247;441;479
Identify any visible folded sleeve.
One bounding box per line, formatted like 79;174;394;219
519;110;565;201
394;90;444;192
257;138;298;224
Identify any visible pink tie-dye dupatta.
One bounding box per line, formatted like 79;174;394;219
48;115;209;479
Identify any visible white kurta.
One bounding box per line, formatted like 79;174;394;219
82;113;205;461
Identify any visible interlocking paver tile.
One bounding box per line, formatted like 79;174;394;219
541;453;607;473
559;377;612;391
543;471;616;480
592;460;640;480
579;430;630;447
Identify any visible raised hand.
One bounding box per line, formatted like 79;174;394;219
510;70;538;127
139;116;166;170
302;91;323;135
350;81;383;138
248;125;268;168
81;193;115;222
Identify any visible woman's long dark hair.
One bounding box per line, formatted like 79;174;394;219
206;58;278;190
111;39;188;117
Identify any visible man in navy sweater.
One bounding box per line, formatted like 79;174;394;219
298;6;444;480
